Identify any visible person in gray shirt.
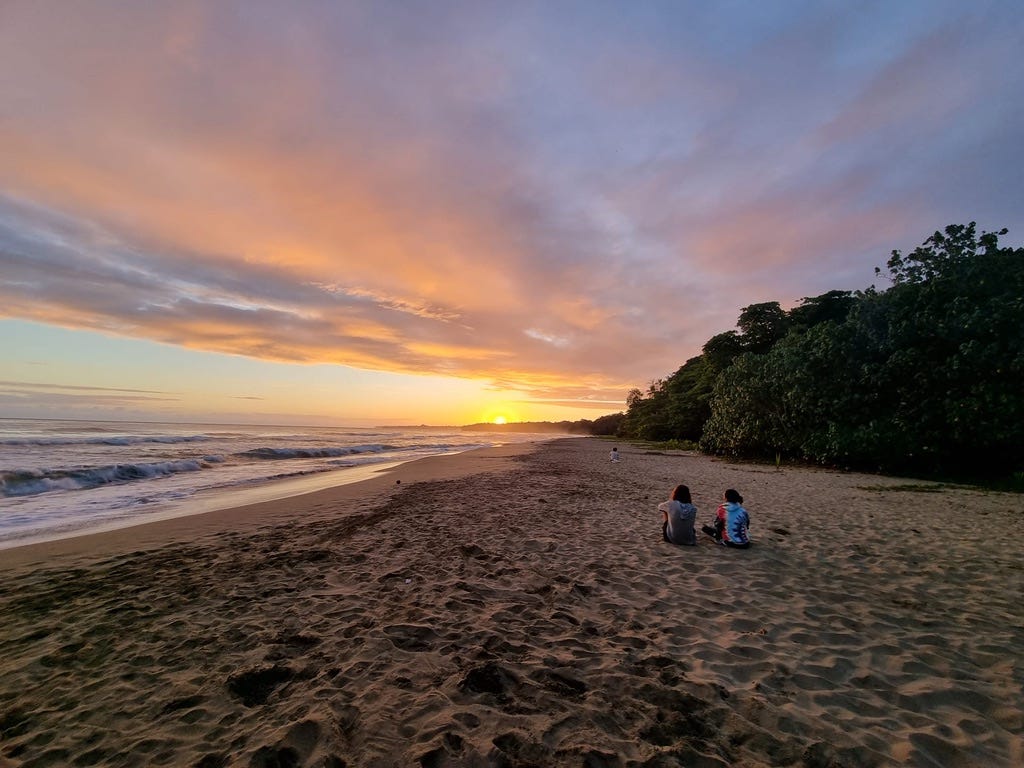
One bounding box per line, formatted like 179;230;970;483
658;484;697;546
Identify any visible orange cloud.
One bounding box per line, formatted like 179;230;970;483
2;1;1020;417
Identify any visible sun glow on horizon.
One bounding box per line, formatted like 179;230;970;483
493;415;508;425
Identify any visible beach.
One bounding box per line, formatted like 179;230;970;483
0;419;538;549
1;437;1021;767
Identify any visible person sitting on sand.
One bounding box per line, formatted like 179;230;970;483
658;484;697;545
610;447;620;462
701;489;750;548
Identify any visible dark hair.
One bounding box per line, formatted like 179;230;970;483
671;484;692;504
724;488;743;504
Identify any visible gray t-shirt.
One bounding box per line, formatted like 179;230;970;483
658;500;697;545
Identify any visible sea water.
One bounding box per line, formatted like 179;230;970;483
0;418;543;549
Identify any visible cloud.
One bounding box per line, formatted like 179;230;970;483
0;380;173;395
514;398;626;411
524;329;570;348
0;380;180;414
1;1;1021;406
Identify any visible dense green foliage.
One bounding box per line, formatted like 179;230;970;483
620;224;1024;478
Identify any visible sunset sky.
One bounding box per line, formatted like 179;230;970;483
2;1;1022;426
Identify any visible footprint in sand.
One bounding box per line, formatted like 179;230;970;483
226;664;294;707
382;624;439;652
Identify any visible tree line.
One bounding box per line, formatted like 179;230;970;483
614;223;1023;479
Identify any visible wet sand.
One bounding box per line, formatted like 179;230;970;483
1;438;1021;767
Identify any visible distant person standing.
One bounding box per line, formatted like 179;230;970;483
702;489;750;548
658;484;697;545
610;447;620;462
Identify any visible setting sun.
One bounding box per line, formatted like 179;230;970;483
493;416;508;425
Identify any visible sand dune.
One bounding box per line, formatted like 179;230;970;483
1;438;1021;767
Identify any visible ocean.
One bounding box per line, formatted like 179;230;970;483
0;418;546;549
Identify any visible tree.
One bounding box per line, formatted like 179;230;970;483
881;222;1008;285
787;290;856;332
703;224;1023;477
619;356;717;441
702;331;744;371
591;412;625;436
737;301;789;353
626;388;645;408
626;223;1022;478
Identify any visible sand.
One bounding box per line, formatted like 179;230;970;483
0;437;1021;767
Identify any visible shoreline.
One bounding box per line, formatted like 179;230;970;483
0;441;541;572
1;437;1021;766
0;458;408;554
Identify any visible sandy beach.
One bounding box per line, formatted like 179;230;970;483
1;437;1021;767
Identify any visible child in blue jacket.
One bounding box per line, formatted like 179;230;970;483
701;488;750;548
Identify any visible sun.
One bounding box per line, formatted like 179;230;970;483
493;415;508;425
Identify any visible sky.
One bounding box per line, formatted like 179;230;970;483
1;1;1022;426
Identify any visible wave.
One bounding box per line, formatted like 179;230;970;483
1;460;206;497
233;441;472;460
235;444;394;460
0;436;485;501
0;434;213;447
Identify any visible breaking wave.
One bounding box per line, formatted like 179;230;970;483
2;460;207;497
236;444;393;460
